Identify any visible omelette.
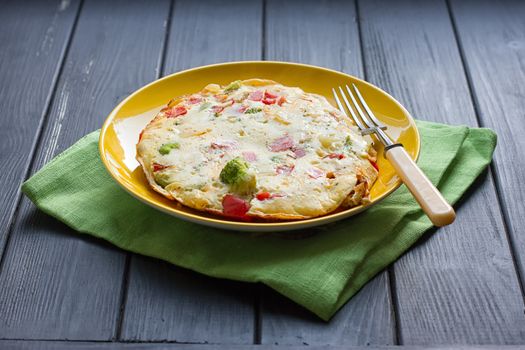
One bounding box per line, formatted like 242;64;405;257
136;79;378;220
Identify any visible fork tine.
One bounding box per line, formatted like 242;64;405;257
331;88;347;118
336;86;367;131
345;85;375;129
352;84;386;128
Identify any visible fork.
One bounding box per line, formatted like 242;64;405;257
333;84;456;226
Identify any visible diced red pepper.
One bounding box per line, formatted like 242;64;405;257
269;135;294;152
327;153;345;160
277;96;287;106
165;106;187;118
262;98;276;105
139;129;145;141
152;163;168;172
222;194;250;218
248;90;263;101
370;160;379;171
256;192;285;200
264;91;278;99
256;192;271;201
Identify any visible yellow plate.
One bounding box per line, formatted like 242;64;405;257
99;61;419;232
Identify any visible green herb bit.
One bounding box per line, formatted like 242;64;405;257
245;107;262;114
344;135;352;146
224;80;241;93
199;102;211;111
271;155;282;163
159;142;180;155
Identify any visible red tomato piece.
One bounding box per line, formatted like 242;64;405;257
256;192;271;201
264;91;278;99
262;98;276;105
370;159;379;171
327;153;345;160
222;194;250;217
165;106;187;118
152;163;168;172
277;96;287;106
269;135;294;152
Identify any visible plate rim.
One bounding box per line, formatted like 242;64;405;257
99;60;420;232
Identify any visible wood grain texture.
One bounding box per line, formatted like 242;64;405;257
2;341;525;350
120;0;262;343
0;0;80;255
359;0;525;344
0;0;169;340
260;0;395;346
449;0;525;303
261;274;393;346
265;0;363;73
121;257;255;343
163;0;263;74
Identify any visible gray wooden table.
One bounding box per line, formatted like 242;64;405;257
1;0;525;349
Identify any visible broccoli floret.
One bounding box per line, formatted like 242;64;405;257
224;80;241;93
219;157;256;194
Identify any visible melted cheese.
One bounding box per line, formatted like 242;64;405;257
137;80;376;219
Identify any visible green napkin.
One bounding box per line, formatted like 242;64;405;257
22;120;496;321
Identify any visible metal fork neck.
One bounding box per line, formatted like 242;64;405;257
362;127;394;146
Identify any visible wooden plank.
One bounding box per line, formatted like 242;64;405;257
162;0;263;74
0;0;169;340
2;341;525;350
261;274;393;346
121;257;256;343
359;0;525;344
120;0;262;343
449;0;525;305
0;0;80;255
260;0;395;346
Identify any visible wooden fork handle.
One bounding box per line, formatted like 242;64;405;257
385;145;456;227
